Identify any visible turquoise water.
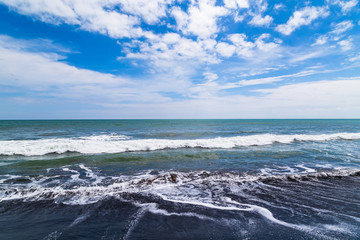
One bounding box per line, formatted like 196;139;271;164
0;120;360;239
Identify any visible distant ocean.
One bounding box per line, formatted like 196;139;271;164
0;119;359;239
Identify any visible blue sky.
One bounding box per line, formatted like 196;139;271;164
0;0;359;119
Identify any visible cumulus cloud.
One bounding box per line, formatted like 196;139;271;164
255;34;281;51
171;0;228;39
276;6;329;35
248;14;273;26
226;33;281;57
0;0;280;65
122;30;281;71
252;0;268;13
122;33;219;69
223;0;249;9
0;0;179;38
203;72;219;81
117;0;174;24
0;0;146;38
216;42;236;57
228;34;255;57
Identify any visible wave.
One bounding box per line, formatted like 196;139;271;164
1;132;360;156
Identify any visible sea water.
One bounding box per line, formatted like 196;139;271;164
0;119;359;239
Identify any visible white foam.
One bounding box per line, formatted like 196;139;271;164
2;166;357;207
133;201;215;220
0;174;22;184
155;194;312;232
69;213;91;228
1;132;360;156
296;164;317;173
260;166;299;176
315;164;333;168
122;208;146;240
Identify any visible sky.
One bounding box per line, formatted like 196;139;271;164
0;0;359;119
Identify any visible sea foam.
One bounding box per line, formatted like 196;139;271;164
1;132;360;156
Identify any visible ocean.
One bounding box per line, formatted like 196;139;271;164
0;119;359;239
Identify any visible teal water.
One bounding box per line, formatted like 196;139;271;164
0;120;360;239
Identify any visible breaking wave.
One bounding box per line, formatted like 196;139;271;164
1;132;360;156
0;165;359;205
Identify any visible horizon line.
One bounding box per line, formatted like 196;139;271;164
1;118;360;121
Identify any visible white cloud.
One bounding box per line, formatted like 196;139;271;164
274;3;286;11
0;35;186;105
226;33;281;58
0;0;78;23
250;79;360;117
228;33;255;57
0;36;126;87
122;33;219;70
249;14;273;26
276;6;329;35
349;54;360;62
216;42;236;57
171;0;228;38
312;20;354;46
1;35;359;119
1;2;359;119
235;70;316;86
338;38;353;51
255;33;281;51
223;0;249;9
0;0;147;39
117;0;174;24
290;51;325;63
252;0;268;13
331;20;354;36
312;35;328;46
234;12;246;22
123;79;360;118
123;31;281;70
171;6;189;32
331;0;359;13
189;67;320;97
203;72;219;81
0;35;72;54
